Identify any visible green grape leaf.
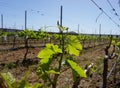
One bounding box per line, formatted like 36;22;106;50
111;40;115;45
1;72;16;88
47;70;60;75
54;34;59;39
66;36;82;56
18;79;43;88
66;45;80;56
51;44;62;53
40;58;50;65
91;65;96;72
70;36;82;50
116;42;120;49
37;48;54;60
58;26;68;32
37;44;62;65
32;83;43;88
18;79;27;88
67;59;86;78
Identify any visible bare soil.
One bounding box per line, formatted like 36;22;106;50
0;43;120;88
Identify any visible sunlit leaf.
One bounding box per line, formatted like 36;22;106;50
1;72;16;88
111;40;115;45
66;45;80;56
66;36;82;56
47;70;60;75
69;36;82;50
117;42;120;49
52;45;62;53
37;44;62;65
58;26;68;32
67;59;86;78
37;48;54;60
32;83;43;88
